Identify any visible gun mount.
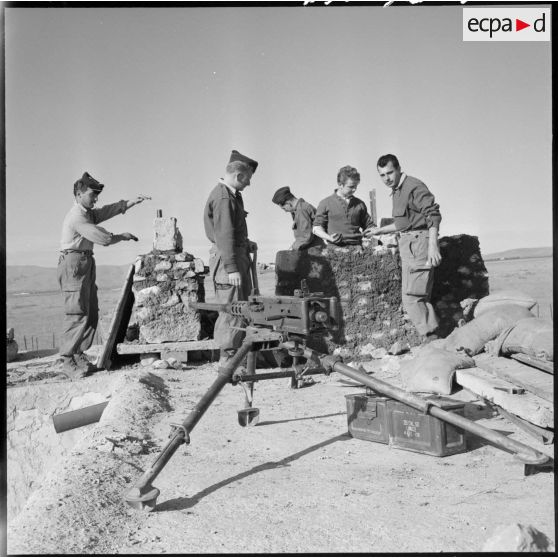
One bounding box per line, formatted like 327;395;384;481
124;284;549;512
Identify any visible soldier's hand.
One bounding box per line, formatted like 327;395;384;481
330;233;343;245
122;232;139;242
427;246;442;267
228;272;242;287
248;241;258;253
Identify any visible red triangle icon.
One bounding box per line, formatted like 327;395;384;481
516;18;530;31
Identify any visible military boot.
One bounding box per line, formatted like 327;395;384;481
74;352;96;374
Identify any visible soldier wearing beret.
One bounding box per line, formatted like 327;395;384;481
372;154;442;341
313;165;375;246
204;150;258;365
272;186;324;251
58;172;150;377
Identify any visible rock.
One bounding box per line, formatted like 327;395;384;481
153;216;182;252
193;258;205;273
154;261;172;272
140;353;159;366
7;340;18;362
153;360;169;369
388;341;410;355
370;347;388;359
482;524;555;552
135;286;161;306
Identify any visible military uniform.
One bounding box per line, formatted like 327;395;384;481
204;150;258;354
291;198;324;250
58;174;128;360
392;173;441;336
204;182;253;351
271;186;323;251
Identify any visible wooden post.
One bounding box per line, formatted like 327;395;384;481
24;336;27;350
52;332;55;348
369;189;377;227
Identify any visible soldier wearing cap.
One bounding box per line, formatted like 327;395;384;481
204;150;258;365
371;154;442;341
272;186;324;251
313;165;375;246
58;172;150;377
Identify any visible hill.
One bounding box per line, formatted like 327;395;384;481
483;246;552;261
7;264;130;294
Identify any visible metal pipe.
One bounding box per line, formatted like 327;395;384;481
53;401;109;433
283;342;549;465
125;338;254;510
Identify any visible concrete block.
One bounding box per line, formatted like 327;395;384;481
153;217;180;251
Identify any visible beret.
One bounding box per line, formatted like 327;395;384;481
272;186;294;205
229;149;258;173
80;172;104;192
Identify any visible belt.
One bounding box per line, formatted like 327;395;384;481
60;249;93;255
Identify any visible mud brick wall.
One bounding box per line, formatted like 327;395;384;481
275;234;488;355
276;245;421;354
432;234;489;336
131;252;207;343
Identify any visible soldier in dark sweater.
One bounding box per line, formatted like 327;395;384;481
372;154;442;341
204;150;258;364
313;165;374;246
272;186;324;251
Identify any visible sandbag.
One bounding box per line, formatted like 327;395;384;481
443;304;534;356
498;317;553;362
474;290;538;318
400;345;475;395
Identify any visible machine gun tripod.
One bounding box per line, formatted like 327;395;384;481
125;287;550;512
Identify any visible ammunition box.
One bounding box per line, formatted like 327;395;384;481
345;393;467;457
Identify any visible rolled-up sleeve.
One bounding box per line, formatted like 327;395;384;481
72;213;113;246
293;203;316;250
412;186;441;229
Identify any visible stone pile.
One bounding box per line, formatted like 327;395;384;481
131;252;207;343
275;234;489;356
431;234;489;336
129;214;209;344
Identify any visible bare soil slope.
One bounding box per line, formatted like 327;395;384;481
7;353;555;554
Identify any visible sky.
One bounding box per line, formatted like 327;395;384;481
4;3;553;267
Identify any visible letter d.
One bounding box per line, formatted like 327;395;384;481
534;13;546;32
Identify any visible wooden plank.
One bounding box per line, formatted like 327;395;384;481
117;339;218;354
510;353;553;375
369;189;377;227
474;353;553;403
455;367;553;428
117;330;282;355
97;264;135;370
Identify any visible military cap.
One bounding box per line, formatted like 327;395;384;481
80;172;104;192
272;186;294;205
229;149;258;173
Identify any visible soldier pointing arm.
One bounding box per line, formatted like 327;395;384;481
57;172;150;377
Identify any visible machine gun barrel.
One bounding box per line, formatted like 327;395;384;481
281;342;549;467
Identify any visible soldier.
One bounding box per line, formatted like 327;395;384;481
58;172;150;377
372;154;442;341
313;165;374;246
272;186;324;251
204;150;258;365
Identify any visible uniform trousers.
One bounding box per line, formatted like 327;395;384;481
209;245;253;352
57;251;99;357
398;230;439;336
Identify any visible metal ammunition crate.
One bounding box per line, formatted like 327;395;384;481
345;392;467;457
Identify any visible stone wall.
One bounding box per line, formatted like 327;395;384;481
275;234;489;356
131;252;208;343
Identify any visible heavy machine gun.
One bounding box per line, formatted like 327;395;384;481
125;285;549;511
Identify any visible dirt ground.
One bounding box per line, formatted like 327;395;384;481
6;346;555;555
